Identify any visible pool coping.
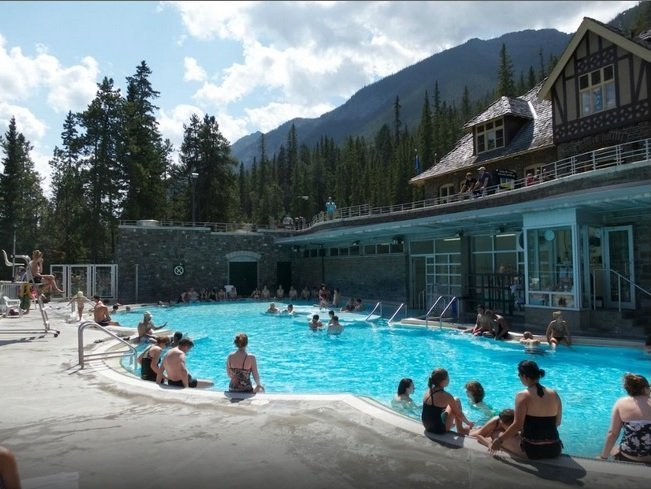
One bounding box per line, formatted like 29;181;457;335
90;332;651;479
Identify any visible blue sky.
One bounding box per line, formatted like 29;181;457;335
0;1;637;192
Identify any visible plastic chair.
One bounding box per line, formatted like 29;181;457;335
2;295;22;318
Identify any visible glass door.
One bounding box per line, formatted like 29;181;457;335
604;226;635;309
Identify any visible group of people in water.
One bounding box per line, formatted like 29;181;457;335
392;364;651;463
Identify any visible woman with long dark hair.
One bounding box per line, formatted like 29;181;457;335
489;360;563;459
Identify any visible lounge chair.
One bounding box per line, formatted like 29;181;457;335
2;295;22;318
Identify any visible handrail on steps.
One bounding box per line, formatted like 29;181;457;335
78;320;137;369
387;303;405;324
365;301;382;321
439;297;458;329
591;268;651;312
424;296;445;328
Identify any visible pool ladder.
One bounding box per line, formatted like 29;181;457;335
77;320;137;369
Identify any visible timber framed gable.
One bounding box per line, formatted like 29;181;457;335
539;17;651;144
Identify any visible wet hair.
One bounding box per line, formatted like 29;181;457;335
428;368;448;388
179;338;194;348
397;378;414;396
523;331;534;339
328;310;335;316
464;380;485;403
518;360;545;397
173;331;183;342
312;314;320;321
623;373;649;396
498;408;515;425
234;333;248;348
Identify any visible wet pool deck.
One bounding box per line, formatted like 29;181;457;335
1;309;649;489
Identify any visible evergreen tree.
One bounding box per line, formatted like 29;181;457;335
393;96;402;144
0;117;45;258
461;85;473;123
496;43;516;97
178;113;202;222
418;91;434;173
538;48;546;80
78;77;125;262
121;61;169;220
528;65;537;90
47;111;87;262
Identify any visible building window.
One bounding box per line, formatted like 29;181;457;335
475;118;504;154
439;184;456;203
579;64;616;117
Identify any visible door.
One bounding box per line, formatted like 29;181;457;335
229;261;258;297
604;226;635;309
410;257;426;309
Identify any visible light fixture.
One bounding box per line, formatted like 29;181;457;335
391;235;404;245
352;240;360;246
456;231;464;238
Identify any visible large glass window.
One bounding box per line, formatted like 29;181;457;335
526;227;575;308
475;118;504;154
439;184;456;203
579;65;616;117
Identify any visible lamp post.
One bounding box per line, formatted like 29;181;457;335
191;172;199;226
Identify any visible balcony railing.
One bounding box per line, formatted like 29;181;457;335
120;137;649;233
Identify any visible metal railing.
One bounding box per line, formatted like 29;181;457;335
424;296;445;328
591;268;651;312
439;296;458;329
77;320;137;369
308;137;650;228
364;301;383;321
387;303;406;324
118;137;649;234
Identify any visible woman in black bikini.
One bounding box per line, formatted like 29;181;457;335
489;360;563;459
226;333;264;393
421;368;474;435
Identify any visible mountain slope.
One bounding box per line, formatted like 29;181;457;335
230;28;572;166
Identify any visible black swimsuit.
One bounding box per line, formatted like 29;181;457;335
421;387;447;434
140;347;157;382
521;415;563;459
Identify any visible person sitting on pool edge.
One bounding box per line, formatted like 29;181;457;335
470;408;515;449
137;335;168;382
546;310;572;348
422;368;474;435
226;333;264;393
137;311;167;344
157;338;213;388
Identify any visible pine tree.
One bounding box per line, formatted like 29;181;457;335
121;61;170;221
496;43;516;97
393;96;402;144
418;91;434;173
0;117;45;258
47;111;88;262
78;77;125;262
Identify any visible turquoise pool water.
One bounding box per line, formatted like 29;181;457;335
117;301;649;458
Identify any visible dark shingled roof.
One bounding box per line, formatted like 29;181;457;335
463;96;532;128
411;80;553;184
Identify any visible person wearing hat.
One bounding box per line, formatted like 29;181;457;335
137;311;168;344
474;166;493;197
67;290;95;322
460;171;478;198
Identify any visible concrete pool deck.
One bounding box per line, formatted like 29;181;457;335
1;310;650;489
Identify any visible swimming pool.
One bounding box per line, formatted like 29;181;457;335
116;301;648;458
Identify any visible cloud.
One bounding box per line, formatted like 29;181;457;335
0;35;99;113
0;102;48;140
183;57;207;82
168;0;637;145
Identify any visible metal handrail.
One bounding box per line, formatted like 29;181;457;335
78;320;137;369
387;303;405;324
591;268;651;312
439;296;458;329
365;301;382;321
424;296;445;328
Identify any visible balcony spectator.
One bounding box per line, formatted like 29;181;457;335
460;172;477;198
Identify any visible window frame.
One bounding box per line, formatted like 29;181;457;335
579;64;616;117
475;118;504;154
